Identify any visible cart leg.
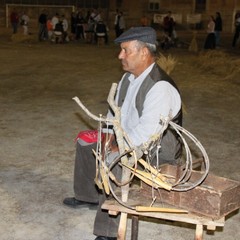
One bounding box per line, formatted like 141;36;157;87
117;212;128;240
195;224;203;240
131;216;139;240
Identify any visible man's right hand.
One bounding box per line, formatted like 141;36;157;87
101;133;118;160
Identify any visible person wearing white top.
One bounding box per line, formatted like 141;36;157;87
62;15;69;42
21;12;30;35
51;13;59;30
63;27;182;240
204;15;216;49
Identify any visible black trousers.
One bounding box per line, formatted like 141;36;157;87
204;33;216;49
232;26;240;47
73;141;121;237
73;131;181;237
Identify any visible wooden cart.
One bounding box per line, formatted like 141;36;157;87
102;165;240;240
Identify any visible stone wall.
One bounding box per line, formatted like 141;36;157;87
1;0;240;33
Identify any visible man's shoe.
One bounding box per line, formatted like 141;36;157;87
63;197;98;209
95;237;117;240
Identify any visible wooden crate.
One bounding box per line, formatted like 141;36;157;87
141;165;240;219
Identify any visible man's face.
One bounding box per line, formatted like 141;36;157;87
118;40;144;77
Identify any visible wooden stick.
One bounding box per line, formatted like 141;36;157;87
135;206;188;213
100;166;110;195
138;158;167;181
107;83;130;240
122;163;172;191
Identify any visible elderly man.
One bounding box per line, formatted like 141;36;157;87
63;27;182;240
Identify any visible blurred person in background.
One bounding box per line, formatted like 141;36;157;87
232;12;240;47
214;12;222;47
10;9;19;34
204;15;216;49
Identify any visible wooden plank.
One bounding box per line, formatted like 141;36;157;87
102;200;225;228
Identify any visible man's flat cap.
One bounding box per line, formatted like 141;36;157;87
114;27;157;45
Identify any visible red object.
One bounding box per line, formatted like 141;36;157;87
75;129;103;143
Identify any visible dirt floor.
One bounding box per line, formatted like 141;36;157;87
0;27;240;240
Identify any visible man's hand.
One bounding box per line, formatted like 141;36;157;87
101;133;118;160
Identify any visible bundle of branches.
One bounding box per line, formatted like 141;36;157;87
157;53;177;75
157;53;187;114
188;31;198;52
196;50;240;79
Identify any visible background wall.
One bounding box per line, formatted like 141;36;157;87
1;0;240;32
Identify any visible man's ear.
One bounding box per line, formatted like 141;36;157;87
141;46;149;58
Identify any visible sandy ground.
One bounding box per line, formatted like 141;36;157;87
0;28;240;240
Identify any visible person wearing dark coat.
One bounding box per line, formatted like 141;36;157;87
38;10;48;41
214;12;222;47
94;20;108;44
232;12;240;47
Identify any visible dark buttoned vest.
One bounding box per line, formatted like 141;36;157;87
117;63;182;165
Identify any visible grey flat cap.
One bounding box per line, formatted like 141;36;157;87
114;27;157;45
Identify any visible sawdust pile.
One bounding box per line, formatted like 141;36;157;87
11;32;37;43
196;50;240;79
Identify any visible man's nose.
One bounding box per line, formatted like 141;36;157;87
118;50;124;59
